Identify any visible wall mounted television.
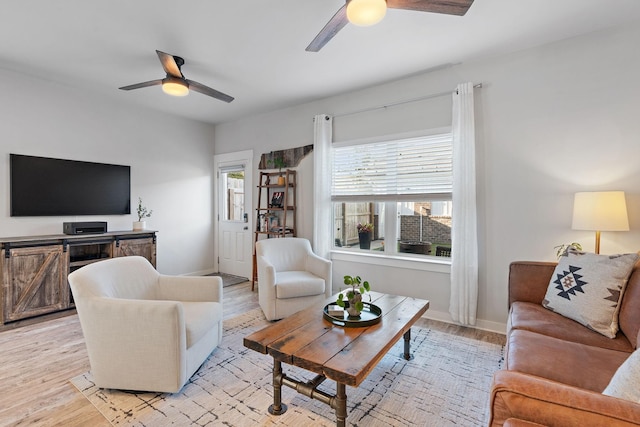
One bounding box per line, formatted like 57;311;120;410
10;154;131;217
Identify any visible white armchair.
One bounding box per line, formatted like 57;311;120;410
256;237;332;321
68;256;223;393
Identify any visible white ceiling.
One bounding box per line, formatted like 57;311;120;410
2;0;640;125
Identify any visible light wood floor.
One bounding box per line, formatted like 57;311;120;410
0;283;504;426
0;281;259;427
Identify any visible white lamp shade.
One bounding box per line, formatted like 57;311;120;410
572;191;629;231
346;0;387;26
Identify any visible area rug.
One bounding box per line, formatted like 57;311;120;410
71;308;504;426
208;272;249;287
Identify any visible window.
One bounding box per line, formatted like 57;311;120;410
331;131;452;258
220;169;245;221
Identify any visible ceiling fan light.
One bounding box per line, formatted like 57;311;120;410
347;0;387;27
162;78;189;96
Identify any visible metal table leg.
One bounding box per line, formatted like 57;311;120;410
402;328;413;360
268;359;288;415
335;382;347;427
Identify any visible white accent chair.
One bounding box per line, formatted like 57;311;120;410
256;237;332;321
68;256;223;393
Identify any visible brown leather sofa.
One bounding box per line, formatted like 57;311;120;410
488;261;640;427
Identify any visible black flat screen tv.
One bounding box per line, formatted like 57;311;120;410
10;154;131;217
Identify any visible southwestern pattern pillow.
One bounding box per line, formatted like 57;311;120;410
542;251;639;338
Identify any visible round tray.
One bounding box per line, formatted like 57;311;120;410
323;302;382;328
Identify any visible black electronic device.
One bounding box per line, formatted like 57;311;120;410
10;154;131;217
63;221;108;235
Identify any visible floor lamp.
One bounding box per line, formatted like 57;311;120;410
571;191;629;254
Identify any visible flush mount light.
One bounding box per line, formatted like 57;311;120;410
161;77;189;97
346;0;387;27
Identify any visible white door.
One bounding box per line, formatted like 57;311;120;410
214;150;253;278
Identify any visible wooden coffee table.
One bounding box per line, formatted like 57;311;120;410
243;292;430;426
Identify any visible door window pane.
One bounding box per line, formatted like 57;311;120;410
222;169;245;221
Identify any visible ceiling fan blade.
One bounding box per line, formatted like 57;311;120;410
387;0;474;16
156;50;183;78
187;80;234;103
119;79;163;91
306;4;348;52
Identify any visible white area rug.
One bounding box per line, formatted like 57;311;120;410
71;308;503;426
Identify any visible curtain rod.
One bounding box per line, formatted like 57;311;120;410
332;83;482;119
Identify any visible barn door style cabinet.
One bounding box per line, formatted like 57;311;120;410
1;230;156;326
113;235;157;266
2;244;69;324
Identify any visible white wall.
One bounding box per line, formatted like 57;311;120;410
0;68;217;275
215;20;640;331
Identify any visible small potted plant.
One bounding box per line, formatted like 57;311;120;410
554;242;582;259
274;158;286;185
357;222;374;249
268;157;286;185
335;275;371;317
134;197;152;230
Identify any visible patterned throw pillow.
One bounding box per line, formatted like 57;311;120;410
603;350;640;402
542;251;639;338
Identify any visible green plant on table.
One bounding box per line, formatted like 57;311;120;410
335;275;371;312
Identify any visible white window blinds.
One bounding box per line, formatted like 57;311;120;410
331;132;453;202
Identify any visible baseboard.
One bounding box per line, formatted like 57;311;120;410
423;309;506;335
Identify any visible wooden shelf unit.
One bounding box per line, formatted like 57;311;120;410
0;230;157;325
252;170;297;290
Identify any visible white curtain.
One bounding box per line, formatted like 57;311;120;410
449;82;479;326
313;114;333;259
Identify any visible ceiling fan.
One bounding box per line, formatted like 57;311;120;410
119;50;234;103
306;0;475;52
